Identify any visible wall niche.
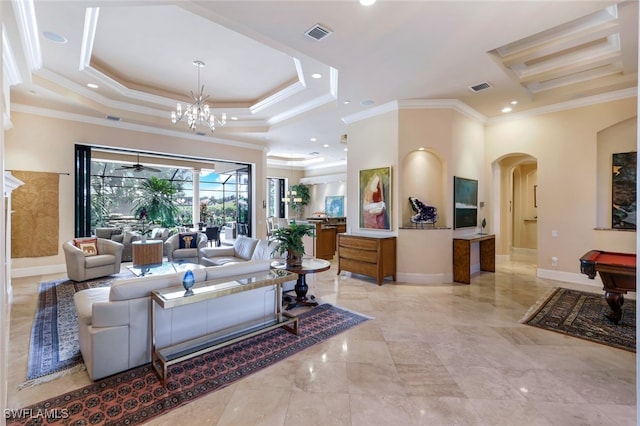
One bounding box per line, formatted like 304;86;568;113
400;149;446;228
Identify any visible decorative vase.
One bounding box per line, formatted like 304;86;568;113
182;270;195;295
286;250;303;268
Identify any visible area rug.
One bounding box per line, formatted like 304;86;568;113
520;287;635;352
7;304;370;426
20;272;132;389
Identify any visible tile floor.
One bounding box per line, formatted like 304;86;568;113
6;252;637;425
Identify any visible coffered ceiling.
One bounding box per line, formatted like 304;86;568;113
4;1;638;170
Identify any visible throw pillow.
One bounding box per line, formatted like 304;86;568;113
179;233;198;249
73;238;98;257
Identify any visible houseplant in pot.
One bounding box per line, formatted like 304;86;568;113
269;220;315;267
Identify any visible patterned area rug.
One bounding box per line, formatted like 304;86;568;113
520;287;636;352
8;304;370;426
21;273;132;389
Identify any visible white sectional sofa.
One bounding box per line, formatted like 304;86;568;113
73;259;288;381
200;236;280;266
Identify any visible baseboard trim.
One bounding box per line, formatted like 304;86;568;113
536;268;600;287
396;272;453;284
12;264;66;278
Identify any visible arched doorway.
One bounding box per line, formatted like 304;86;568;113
492;154;538;267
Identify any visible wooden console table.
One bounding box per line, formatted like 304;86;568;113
452;234;495;284
150;269;299;385
337;234;396;285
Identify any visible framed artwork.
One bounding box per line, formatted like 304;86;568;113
325;196;344;217
612;151;637;230
453;176;478;229
359;166;391;230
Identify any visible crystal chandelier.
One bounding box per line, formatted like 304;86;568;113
171;60;226;133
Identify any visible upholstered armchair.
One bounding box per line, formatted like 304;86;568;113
164;232;208;264
63;238;124;282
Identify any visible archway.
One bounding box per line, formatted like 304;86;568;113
492;153;538;265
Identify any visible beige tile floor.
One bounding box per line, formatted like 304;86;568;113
6;252;637;425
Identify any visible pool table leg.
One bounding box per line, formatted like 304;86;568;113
604;291;624;324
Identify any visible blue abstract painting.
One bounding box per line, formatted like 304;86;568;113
325;196;344;217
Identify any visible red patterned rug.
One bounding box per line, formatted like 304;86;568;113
7;304;370;425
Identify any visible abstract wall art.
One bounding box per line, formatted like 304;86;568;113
453;176;478;229
359;166;391;230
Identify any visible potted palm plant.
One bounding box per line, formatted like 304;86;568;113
268;220;315;267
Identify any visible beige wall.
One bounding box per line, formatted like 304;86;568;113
347;110;399;236
596;117;637;228
347;107;485;283
6;112;267;276
344;98;636;285
485;97;637;282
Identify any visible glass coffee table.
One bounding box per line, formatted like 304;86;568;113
128;261;205;277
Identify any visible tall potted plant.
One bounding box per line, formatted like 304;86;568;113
269;220;315;267
290;183;310;219
132;176;179;228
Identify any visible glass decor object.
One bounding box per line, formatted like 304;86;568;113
182;270;195;295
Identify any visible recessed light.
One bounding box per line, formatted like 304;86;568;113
502;107;512;113
360;0;376;5
231;116;238;120
323;144;329;148
42;31;67;44
510;100;518;105
344;148;348;152
418;147;425;151
310;137;317;142
311;73;322;79
86;83;98;89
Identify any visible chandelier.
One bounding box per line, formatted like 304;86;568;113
171;60;226;133
282;188;302;204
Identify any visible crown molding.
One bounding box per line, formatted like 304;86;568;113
12;0;42;71
2;26;22;86
299;172;346;184
486;87;637;125
342;99;487;124
79;7;100;71
10;103;267;152
342;100;399;124
397;99;488;123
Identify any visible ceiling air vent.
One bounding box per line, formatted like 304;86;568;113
468;82;492;93
305;24;332;41
105;115;121;121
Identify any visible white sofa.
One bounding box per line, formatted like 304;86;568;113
200;236;278;266
73;259;287;381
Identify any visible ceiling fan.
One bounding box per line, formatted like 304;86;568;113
117;153;162;173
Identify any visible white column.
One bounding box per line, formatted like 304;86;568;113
192;169;201;227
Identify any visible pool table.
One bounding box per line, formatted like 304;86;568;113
579;250;636;324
